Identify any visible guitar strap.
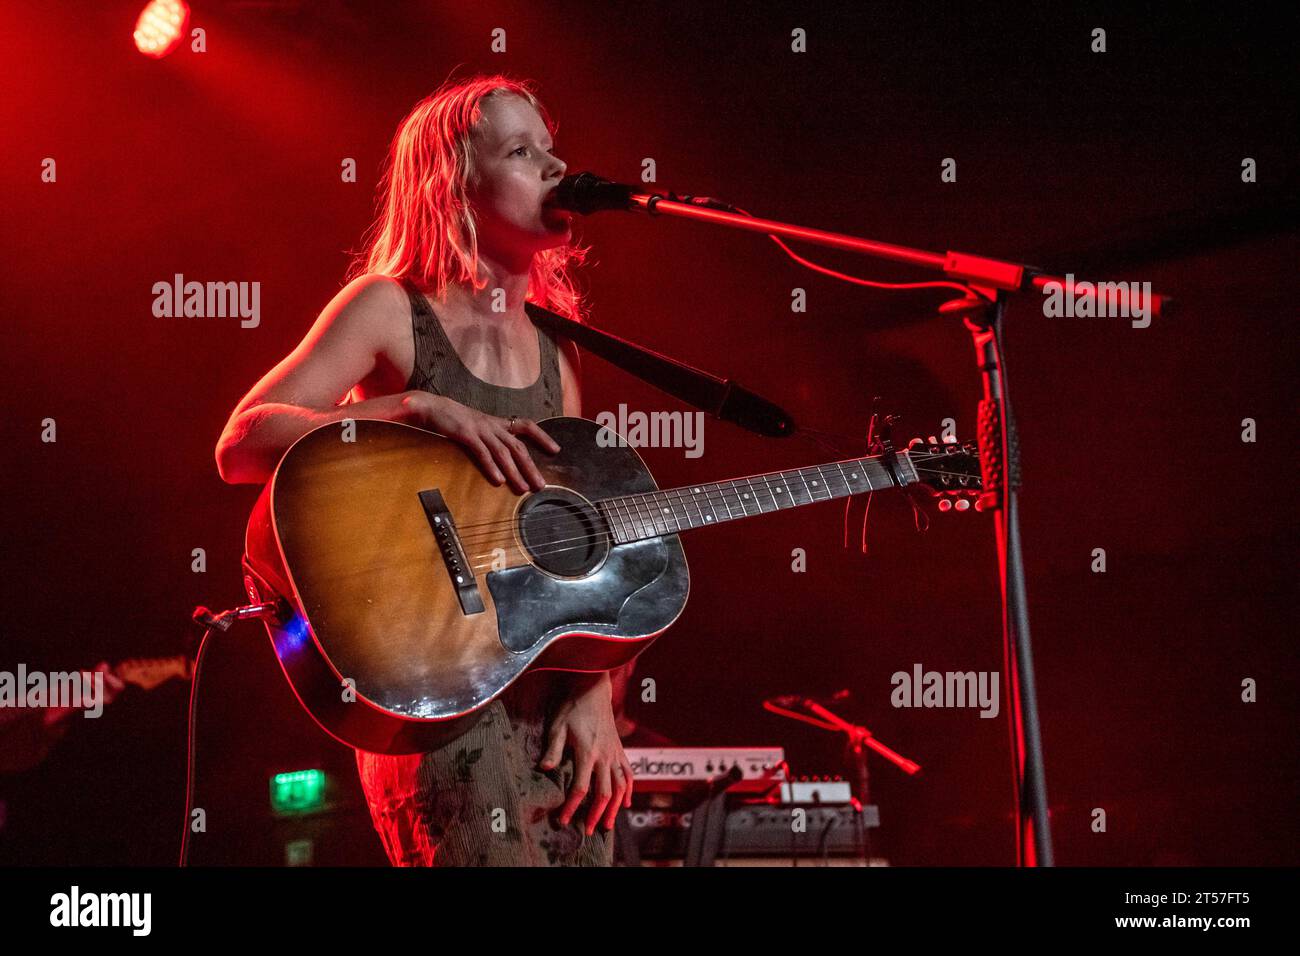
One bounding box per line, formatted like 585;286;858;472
524;301;796;438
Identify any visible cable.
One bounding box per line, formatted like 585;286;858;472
720;201;975;297
178;624;216;867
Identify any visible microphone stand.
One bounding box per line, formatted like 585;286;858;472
804;700;920;867
765;695;920;866
584;180;1168;866
180;590;289;866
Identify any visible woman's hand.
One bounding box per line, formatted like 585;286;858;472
400;391;559;494
540;672;634;835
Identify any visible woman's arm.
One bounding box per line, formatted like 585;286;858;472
214;274;413;483
542;670;634;835
215;275;558;490
216;393;427;484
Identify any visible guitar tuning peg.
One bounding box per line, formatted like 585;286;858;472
937;498;953;512
954;497;971;511
908;437;923;449
927;435;938;444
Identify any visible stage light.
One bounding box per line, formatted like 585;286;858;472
133;0;189;59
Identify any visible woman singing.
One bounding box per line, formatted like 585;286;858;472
215;74;631;866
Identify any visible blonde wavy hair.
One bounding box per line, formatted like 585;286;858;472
348;73;589;322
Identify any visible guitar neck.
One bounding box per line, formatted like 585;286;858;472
597;450;919;545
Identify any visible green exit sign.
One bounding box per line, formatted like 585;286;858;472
270;769;326;815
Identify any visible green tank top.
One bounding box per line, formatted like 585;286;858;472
398;276;562;420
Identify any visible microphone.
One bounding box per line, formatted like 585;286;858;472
555;171;742;219
553;172;639;214
766;689;853;709
767;694;807;708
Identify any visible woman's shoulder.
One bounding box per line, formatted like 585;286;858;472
336;273;412;314
325;274;417;347
322;275;419;392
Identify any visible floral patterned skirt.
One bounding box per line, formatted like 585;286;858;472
355;670;613;867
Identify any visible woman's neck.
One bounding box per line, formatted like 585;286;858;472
438;252;531;325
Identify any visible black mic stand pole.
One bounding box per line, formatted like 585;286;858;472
940;291;1051;866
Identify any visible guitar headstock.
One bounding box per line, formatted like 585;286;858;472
116;655;194;691
905;438;983;512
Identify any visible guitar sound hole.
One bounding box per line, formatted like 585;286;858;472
517;489;610;577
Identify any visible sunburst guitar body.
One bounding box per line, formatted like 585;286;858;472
243;417;688;755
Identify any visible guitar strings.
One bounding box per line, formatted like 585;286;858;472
456;474;873;550
468;480;968;570
460;463;975;568
450;452;969;538
450;453;975;544
452;457;972;554
454;469;860;538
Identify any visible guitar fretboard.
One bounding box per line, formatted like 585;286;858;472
596;452;918;545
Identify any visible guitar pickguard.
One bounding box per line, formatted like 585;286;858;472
487;535;683;652
486;416;689;654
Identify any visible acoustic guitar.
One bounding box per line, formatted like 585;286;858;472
242;417;980;754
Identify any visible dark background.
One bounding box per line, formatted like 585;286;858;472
2;1;1295;866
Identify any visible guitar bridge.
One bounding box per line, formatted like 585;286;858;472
418;489;485;616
